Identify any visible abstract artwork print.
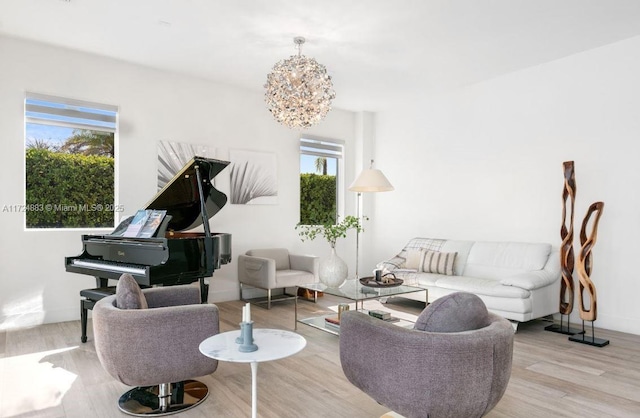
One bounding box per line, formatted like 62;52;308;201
229;149;278;204
157;141;214;190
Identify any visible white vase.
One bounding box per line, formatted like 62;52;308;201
319;247;348;288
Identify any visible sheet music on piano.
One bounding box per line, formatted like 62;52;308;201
137;210;167;238
65;157;232;303
122;210;152;237
112;209;169;238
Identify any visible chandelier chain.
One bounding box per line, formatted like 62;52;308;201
294;36;305;57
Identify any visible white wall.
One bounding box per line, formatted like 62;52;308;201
368;35;640;335
5;32;639;336
0;35;358;330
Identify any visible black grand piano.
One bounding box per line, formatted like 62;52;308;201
66;157;232;341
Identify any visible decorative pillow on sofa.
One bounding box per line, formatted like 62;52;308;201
405;249;423;269
116;273;148;309
414;292;491;333
420;250;457;275
376;238;446;273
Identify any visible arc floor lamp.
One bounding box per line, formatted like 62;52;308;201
348;160;394;279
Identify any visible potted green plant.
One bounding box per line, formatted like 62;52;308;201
296;215;365;287
295;215;364;248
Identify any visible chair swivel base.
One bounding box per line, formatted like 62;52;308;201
118;380;209;416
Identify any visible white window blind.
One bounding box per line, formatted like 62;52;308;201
299;137;343;159
25;92;117;133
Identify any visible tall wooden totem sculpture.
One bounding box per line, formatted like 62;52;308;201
569;201;609;347
546;161;583;334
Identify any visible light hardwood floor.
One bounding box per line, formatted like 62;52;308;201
1;295;640;418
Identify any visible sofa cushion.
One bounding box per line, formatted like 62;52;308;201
377;238;445;272
405;249;423;270
435;276;531;298
413;272;443;287
414;292;491;332
464;242;552;279
440;240;474;276
246;248;290;270
274;269;316;287
501;270;559;290
116;273;148;309
420;251;457;275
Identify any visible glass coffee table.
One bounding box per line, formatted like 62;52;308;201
295;279;428;335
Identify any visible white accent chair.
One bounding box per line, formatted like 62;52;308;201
237;248;319;309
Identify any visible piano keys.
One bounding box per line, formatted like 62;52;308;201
65;156;232;303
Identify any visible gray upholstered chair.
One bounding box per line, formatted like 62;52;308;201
237;248;319;309
339;292;514;418
93;274;219;416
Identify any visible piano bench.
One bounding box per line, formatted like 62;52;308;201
80;287;116;343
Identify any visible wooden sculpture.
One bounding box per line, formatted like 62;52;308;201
576;201;603;321
559;161;576;315
569;201;609;347
546;161;581;334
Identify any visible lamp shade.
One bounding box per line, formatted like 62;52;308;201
348;168;394;192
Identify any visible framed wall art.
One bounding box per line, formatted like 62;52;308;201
157;140;214;190
229;149;278;205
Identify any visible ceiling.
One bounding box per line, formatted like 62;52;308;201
2;0;640;112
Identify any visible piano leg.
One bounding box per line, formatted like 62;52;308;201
81;299;91;343
199;278;209;303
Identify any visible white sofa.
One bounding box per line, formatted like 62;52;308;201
377;238;561;324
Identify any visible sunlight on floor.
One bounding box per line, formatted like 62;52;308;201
0;293;45;331
0;346;77;417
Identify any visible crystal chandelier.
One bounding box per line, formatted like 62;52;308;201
264;37;336;129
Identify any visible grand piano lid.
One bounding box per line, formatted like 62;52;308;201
144;156;230;232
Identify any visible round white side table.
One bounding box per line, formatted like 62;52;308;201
199;328;306;418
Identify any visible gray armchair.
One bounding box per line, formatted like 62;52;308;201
339;292;514;418
237;248;319;309
93;274;219;416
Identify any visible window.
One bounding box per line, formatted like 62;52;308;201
299;137;343;225
24;92;118;229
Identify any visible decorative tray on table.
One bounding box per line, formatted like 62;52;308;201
359;274;404;288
